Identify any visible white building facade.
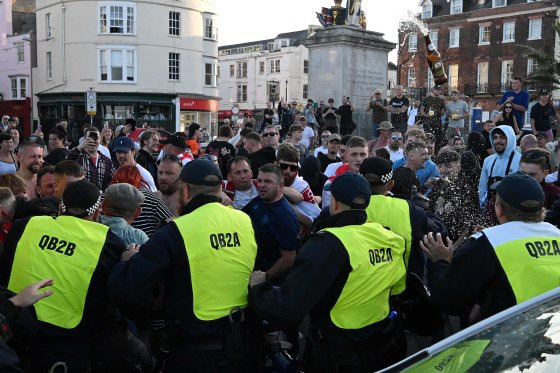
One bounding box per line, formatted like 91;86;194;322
218;29;313;118
0;0;34;135
34;0;218;139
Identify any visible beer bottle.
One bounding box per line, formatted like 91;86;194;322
425;35;448;85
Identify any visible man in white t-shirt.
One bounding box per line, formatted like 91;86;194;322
407;99;420;127
222;156;259;210
385;131;404;163
113;137;157;191
313;130;331;157
299;118;315;149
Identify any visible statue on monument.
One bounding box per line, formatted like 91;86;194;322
316;0;367;29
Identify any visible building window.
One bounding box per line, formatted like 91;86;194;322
408;33;417;52
46;52;53;80
429;30;438;48
407;68;416;88
477;62;489;93
46;13;52;39
169;11;180;36
526;58;538;91
229;64;234;77
492;0;506;7
270;59;280;74
479;25;490;44
204;18;217;40
98;47;136;83
450;0;462;14
427;70;434;90
281;39;289;47
449;28;460;48
169;52;179;80
259;61;265;75
268;42;274;51
217;66;220;78
422;1;432;19
237;84;247;102
98;2;136;35
503;21;515;42
448;64;459;90
16;42;24;63
528;18;542;40
205;62;216;86
267;82;279;103
303;84;308;99
10;77;27;99
501;60;514;91
304;60;309;74
236;61;247;78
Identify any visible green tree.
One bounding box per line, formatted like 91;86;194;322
526;22;560;94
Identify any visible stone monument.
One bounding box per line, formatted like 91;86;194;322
303;24;395;139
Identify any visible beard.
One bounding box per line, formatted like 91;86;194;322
27;163;41;174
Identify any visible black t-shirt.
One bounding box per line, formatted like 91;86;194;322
263;108;274;125
389;96;410;125
530;102;554;131
44;148;70;166
338;104;353;124
206;140;237;177
318;153;341;173
323;106;338;120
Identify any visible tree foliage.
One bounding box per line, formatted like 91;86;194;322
526;22;560;93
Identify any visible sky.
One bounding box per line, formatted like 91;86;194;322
215;0;421;62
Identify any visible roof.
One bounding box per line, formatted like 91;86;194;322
219;29;309;51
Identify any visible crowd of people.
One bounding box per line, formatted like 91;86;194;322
0;75;559;372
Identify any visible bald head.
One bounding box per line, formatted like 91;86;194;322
520;135;538;153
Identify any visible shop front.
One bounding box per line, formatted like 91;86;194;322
179;97;219;141
36;92;175;143
0;98;32;136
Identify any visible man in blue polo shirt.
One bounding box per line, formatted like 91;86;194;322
498;76;530;131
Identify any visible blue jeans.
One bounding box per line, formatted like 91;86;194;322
372;123;380;137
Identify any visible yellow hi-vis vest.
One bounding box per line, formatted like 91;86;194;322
8;216;108;329
323;222;406;329
485;221;560;304
173;202;257;321
365;195;412;294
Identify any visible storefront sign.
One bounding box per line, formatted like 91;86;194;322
179;98;218;112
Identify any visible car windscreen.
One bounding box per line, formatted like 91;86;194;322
402;296;560;372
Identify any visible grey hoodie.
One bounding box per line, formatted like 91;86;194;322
478;125;521;207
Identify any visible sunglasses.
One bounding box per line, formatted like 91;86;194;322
279;163;298;171
375;93;381;95
299;118;306;121
262;132;277;137
391;136;402;140
505;106;513;109
161;154;183;165
321;135;329;138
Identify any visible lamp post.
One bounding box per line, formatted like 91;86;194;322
285;79;288;101
270;79;279;109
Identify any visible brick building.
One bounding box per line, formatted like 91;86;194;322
398;0;560;125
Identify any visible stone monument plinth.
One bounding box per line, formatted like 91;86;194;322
303;25;395;139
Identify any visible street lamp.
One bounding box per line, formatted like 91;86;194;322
270;79;279;108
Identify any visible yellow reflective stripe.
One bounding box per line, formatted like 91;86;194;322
493;235;560;304
174;203;257;321
404;340;490;372
366;195;412;294
8;216;108;329
324;222;406;329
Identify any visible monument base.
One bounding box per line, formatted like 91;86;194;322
303;25;395;139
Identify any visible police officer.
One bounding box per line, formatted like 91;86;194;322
249;173;407;372
422;172;560;322
107;159;261;372
359;157;447;284
0;180;150;372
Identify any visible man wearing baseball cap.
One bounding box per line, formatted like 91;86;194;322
108;159;260;370
422;172;560;322
113;136;157;191
360;157;447;288
0;180;150;371
249;172;408;372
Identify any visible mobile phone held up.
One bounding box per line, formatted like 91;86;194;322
89;132;98;141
